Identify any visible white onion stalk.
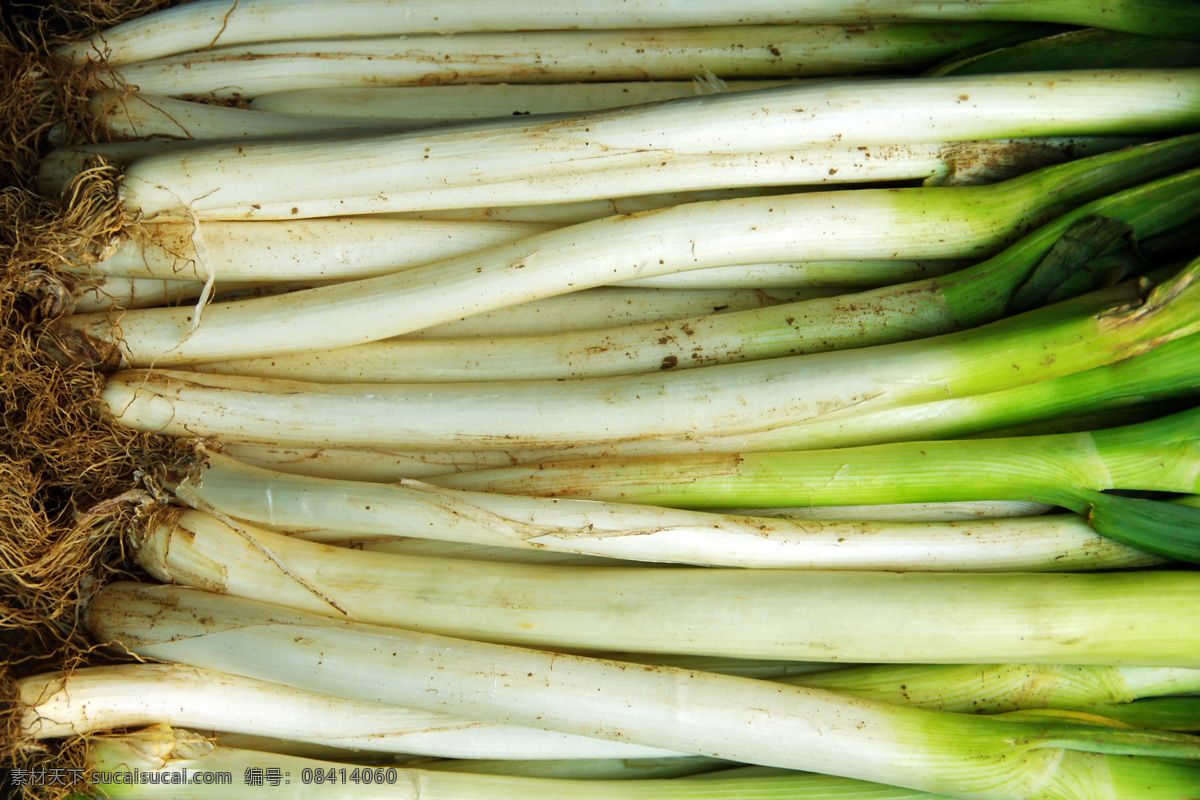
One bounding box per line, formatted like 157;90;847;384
59;0;1200;66
87;584;1200;800
216;442;523;480
250;80;805;121
799;663;1200;723
95;263;1200;449
17;665;676;759
95;24;1017;100
121;142;1041;222
69;147;1190;366
86;216;553;282
87;90;420;140
131;511;1200;664
334;538;643;566
399;288;833;339
179;453;1161;571
113;71;1200;220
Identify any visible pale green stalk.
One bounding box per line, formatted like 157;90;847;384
180;452;1161;571
86;584;1200;800
59;0;1200;66
798;664;1200;717
131;512;1200;664
111;71;1200;221
569;328;1200;458
95;24;1017;100
432;405;1200;509
250;81;803;121
95;261;1200;448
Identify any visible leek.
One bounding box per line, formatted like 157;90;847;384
929;28;1200;76
110;71;1200;221
192;162;1200;382
85;584;1200;800
59;0;1200;66
68;146;1200;366
94;24;1030;99
129;512;1200;663
95;261;1200;449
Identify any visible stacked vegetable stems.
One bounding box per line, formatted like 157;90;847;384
3;2;1200;799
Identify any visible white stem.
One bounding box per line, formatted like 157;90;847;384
89;217;553;282
312;537;641;566
58;0;1198;66
123;142;966;221
376;185;828;224
251;80;806;120
98;25;994;100
88;91;420;140
614;260;971;289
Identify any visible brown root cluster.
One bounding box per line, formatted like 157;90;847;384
2;3;196;793
0;175;196;797
1;0;188;189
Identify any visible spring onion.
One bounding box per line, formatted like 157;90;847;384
107;70;1200;221
177;452;1163;571
94;25;1033;99
86;583;1200;799
128;511;1200;663
58;0;1200;66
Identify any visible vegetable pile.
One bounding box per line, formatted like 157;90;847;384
2;1;1200;799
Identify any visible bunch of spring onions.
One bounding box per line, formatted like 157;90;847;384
8;2;1200;800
